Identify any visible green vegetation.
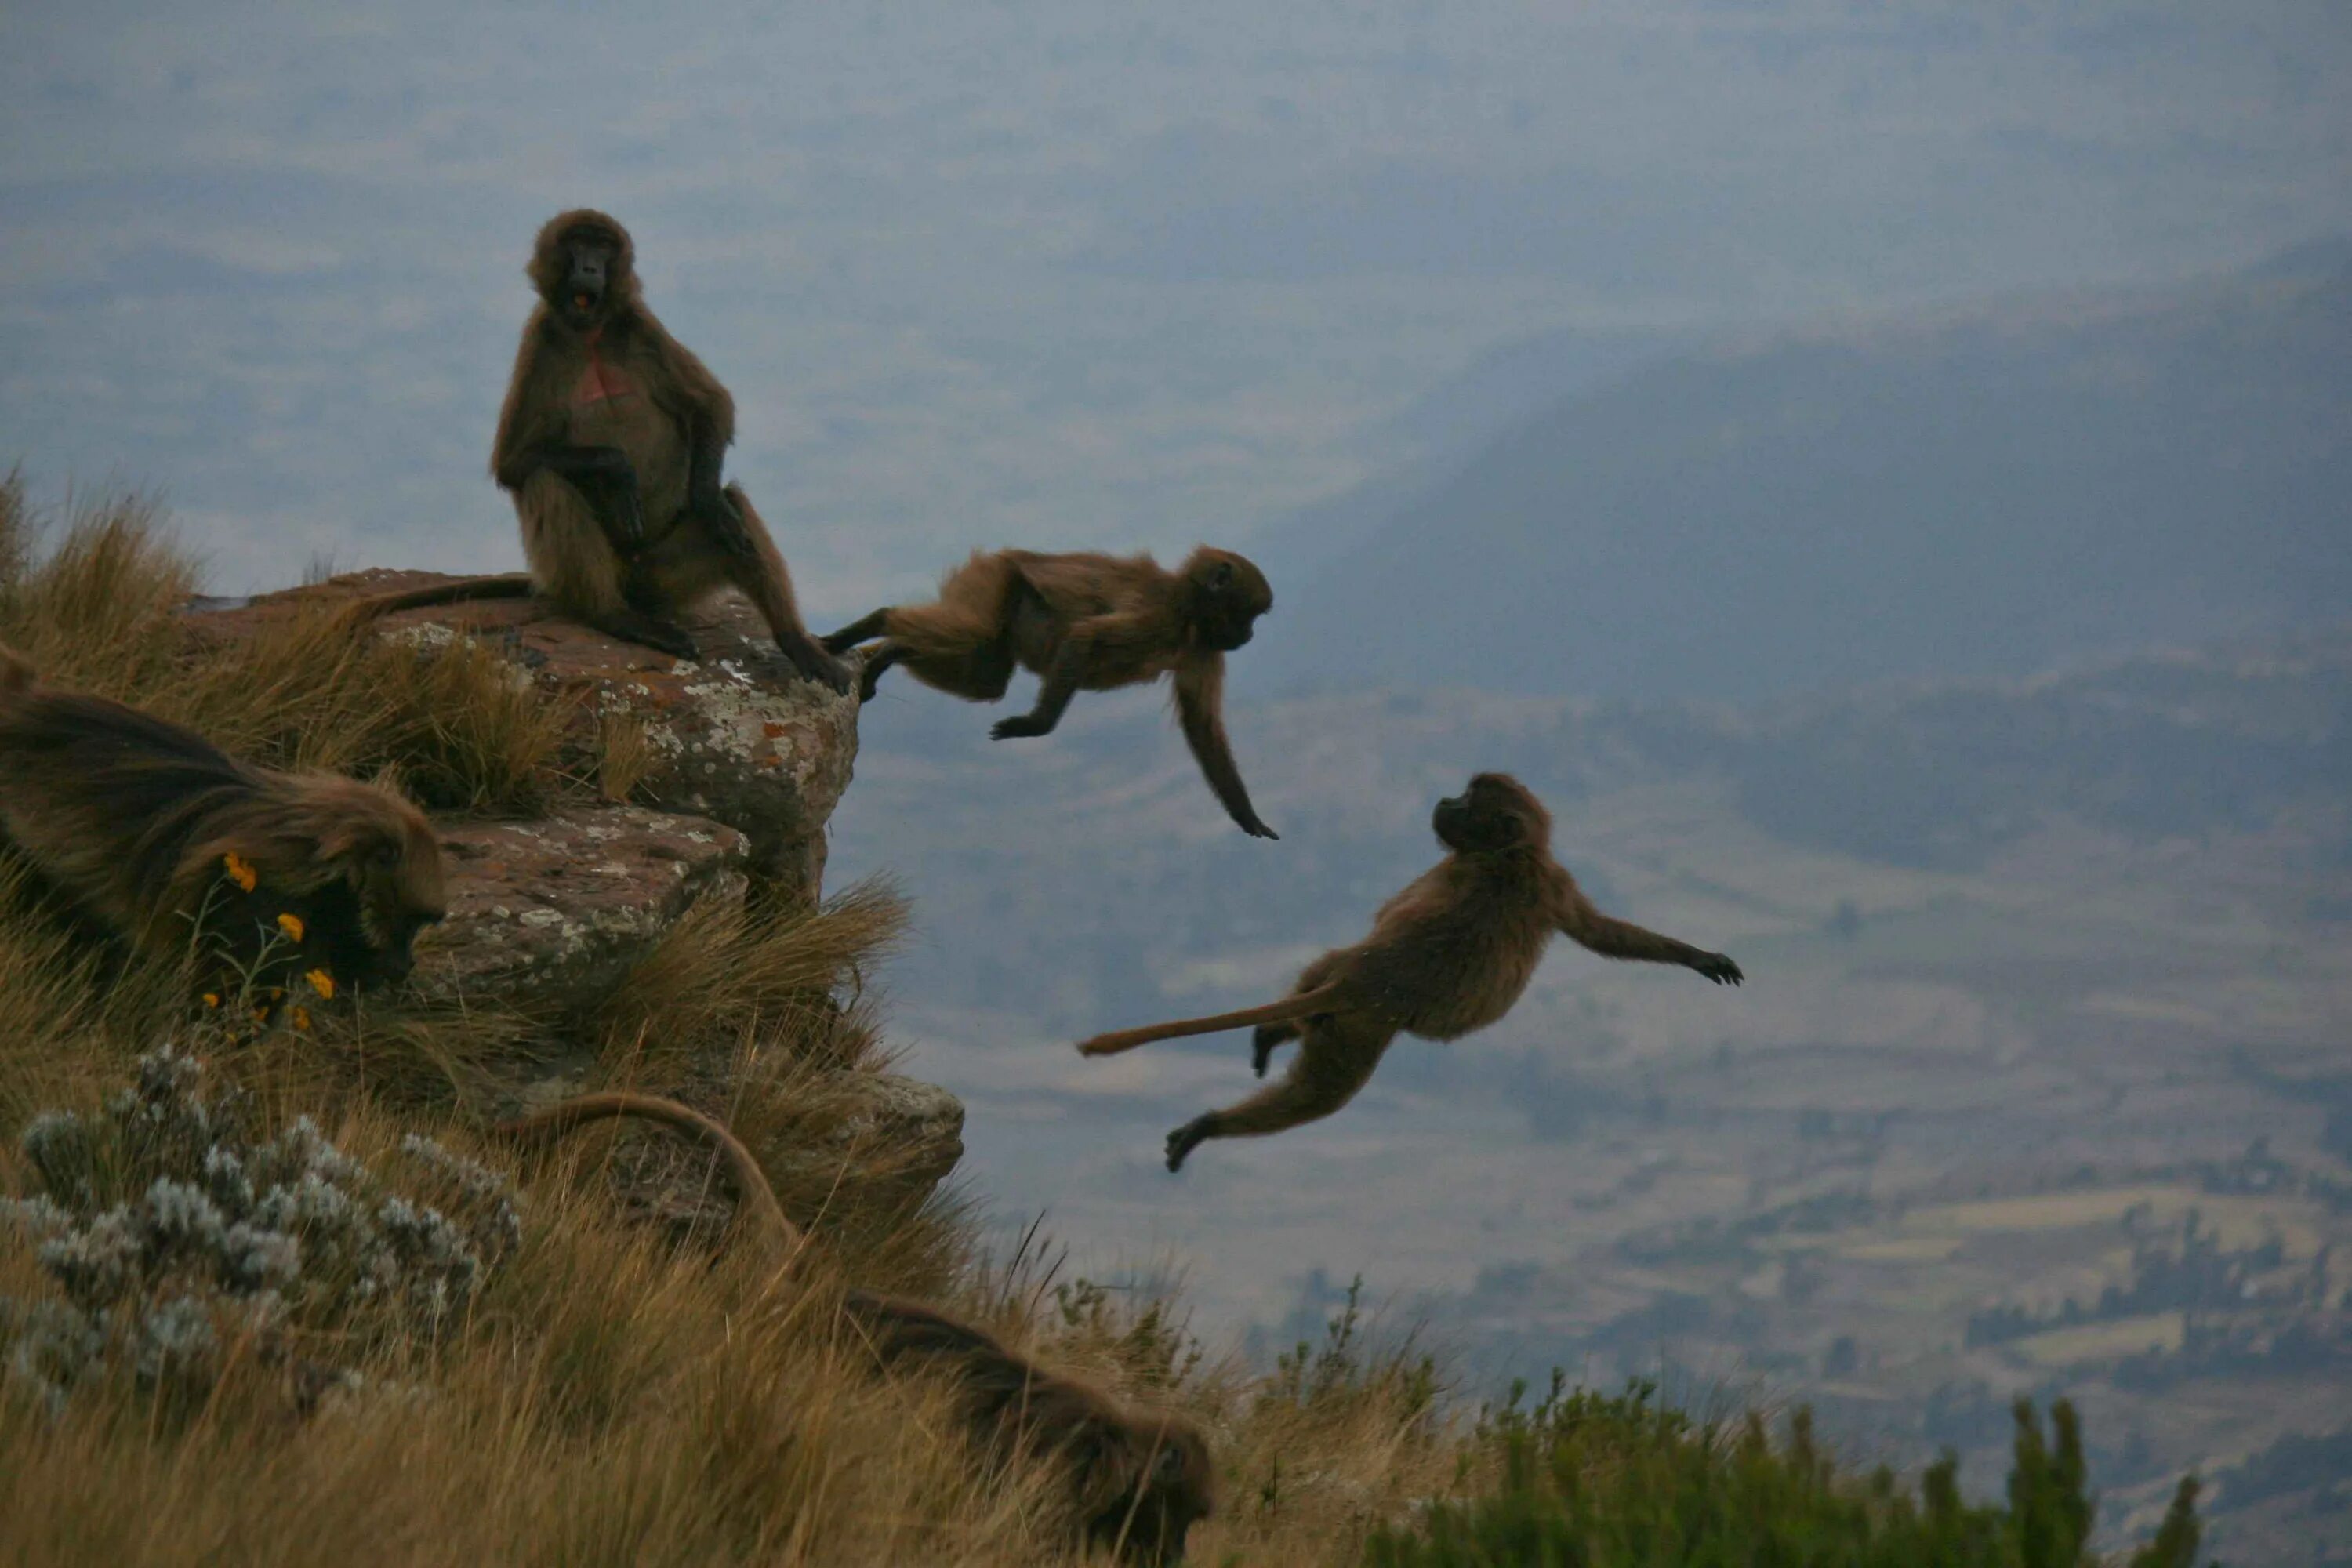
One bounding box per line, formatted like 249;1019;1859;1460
1369;1378;2200;1568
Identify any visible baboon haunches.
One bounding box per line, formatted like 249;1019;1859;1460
1075;773;1744;1170
825;546;1278;838
0;645;446;991
481;209;847;688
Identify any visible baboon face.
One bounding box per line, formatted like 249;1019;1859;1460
1432;771;1548;855
331;811;446;987
1086;1419;1218;1566
531;209;633;332
1184;549;1272;652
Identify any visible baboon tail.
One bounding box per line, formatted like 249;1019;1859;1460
1076;982;1348;1057
0;642;34;695
494;1091;802;1260
336;572;536;632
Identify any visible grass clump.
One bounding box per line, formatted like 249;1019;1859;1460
1363;1374;2202;1568
0;476;572;815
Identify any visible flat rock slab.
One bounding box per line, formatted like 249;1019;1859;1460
417;808;747;1009
204;572;860;904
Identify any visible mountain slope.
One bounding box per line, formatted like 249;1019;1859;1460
1254;243;2352;701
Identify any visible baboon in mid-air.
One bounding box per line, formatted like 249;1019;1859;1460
1076;773;1744;1169
347;210;847;689
499;1091;1217;1564
824;546;1279;837
0;645;445;992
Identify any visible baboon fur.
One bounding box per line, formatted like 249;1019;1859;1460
826;546;1278;837
0;645;445;989
1075;773;1744;1169
501;1091;1217;1564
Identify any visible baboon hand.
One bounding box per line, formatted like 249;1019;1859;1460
1237;814;1279;840
991;713;1052;741
1694;951;1744;985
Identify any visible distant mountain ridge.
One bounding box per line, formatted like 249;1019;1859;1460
1250;241;2352;702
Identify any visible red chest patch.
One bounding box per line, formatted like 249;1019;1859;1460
572;355;635;407
571;333;636;407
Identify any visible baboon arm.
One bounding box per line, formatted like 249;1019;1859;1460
993;612;1146;738
1076;982;1348;1057
492;324;568;491
1558;889;1744;985
1173;654;1276;839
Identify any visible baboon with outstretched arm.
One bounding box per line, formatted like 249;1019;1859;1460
1075;773;1744;1170
0;645;445;991
825;546;1278;837
498;1091;1217;1565
350;211;847;689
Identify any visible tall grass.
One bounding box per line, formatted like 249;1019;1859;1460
0;479;2201;1564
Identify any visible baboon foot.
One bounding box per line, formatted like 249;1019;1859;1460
1165;1115;1215;1172
591;608;701;662
779;637;854;695
991;712;1052;741
1250;1027;1283;1078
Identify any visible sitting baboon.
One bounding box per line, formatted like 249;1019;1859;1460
0;644;445;993
1075;773;1744;1169
824;546;1278;837
347;210;848;689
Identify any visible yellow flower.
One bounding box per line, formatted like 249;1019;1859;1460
290;1007;312;1033
277;911;307;942
201;992;220;1010
223;852;258;892
305;968;336;1000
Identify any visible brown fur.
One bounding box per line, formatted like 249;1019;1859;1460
1075;773;1744;1169
825;546;1278;837
840;1290;1218;1566
347;212;846;688
0;644;445;989
501;1091;1216;1563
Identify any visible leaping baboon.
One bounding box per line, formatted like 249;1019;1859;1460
0;644;446;993
346;210;848;690
500;1091;1218;1565
824;546;1279;837
1075;773;1744;1170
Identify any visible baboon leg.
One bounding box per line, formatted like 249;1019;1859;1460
823;608;892;655
521;475;699;659
1252;954;1338;1076
1166;1018;1393;1171
1250;1020;1300;1078
857;642;906;703
710;485;851;692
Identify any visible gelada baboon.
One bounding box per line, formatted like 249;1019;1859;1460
0;645;445;990
840;1290;1218;1566
1076;773;1744;1170
350;211;848;689
502;1092;1216;1564
824;546;1278;837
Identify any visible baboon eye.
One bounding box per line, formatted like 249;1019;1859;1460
1156;1446;1185;1479
1208;562;1234;589
369;843;401;869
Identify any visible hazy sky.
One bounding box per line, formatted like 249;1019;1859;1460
4;1;2347;612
